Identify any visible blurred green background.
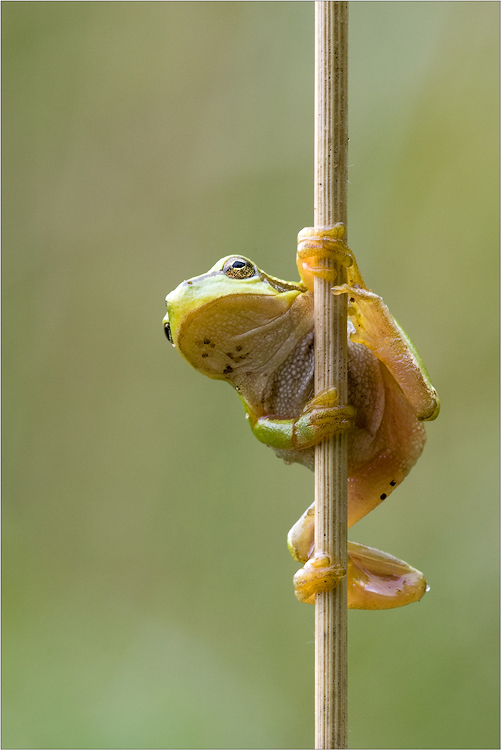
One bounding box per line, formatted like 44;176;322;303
2;2;499;749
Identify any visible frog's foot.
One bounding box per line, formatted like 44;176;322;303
293;554;346;605
293;387;356;450
292;542;427;608
347;541;427;609
296;224;354;291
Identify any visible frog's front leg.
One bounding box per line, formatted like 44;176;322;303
335;284;440;421
296;224;439;422
245;387;356;451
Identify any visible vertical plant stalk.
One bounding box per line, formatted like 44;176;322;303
314;3;349;749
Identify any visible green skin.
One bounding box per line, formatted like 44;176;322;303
164;233;439;607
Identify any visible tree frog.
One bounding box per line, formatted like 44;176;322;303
163;224;439;609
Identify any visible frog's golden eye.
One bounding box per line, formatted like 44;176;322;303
223;257;256;279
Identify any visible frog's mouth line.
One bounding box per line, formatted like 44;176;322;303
163;319;174;344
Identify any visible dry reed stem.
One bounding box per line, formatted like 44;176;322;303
313;3;349;748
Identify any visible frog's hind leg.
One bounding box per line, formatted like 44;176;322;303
347;541;427;609
286;428;423;563
288;512;426;607
287;364;428;602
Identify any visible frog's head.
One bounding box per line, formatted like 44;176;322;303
163;256;309;381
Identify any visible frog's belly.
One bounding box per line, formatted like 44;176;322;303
271;355;426;483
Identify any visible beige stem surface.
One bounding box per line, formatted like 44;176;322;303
313;3;349;749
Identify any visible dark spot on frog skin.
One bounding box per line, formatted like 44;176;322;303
390;480;396;486
236;345;243;352
202;353;209;358
350;297;355;302
223;365;233;375
226;353;234;360
380;493;387;500
203;338;210;345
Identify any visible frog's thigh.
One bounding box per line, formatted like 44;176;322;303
347;541;426;609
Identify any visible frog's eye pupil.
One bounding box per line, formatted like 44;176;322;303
223;257;256;279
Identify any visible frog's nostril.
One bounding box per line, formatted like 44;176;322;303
164;321;174;344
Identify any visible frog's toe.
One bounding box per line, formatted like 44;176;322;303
293;400;356;449
332;283;379;302
293;555;346;605
307;401;356;432
297;225;350;264
303;387;339;411
296;225;354;291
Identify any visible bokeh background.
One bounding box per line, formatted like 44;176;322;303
2;2;499;749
